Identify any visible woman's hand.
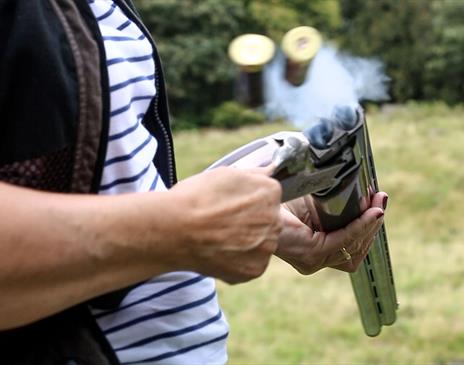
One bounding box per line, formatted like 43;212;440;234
276;192;387;275
168;166;283;284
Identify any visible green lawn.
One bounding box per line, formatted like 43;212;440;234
174;102;464;365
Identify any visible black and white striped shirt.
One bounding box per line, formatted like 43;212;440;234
88;1;229;363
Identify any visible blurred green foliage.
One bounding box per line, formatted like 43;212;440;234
246;0;342;40
134;0;464;128
210;101;265;129
338;0;433;102
339;0;464;104
133;0;254;128
424;0;464;104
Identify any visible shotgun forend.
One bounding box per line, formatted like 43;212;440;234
208;105;398;336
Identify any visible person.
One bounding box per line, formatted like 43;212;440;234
0;0;387;364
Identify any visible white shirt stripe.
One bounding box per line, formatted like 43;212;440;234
89;1;228;364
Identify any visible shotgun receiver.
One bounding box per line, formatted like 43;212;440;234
208;105;398;336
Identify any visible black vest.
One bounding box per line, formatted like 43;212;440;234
0;0;176;363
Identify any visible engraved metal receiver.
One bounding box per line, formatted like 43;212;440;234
208;105;398;336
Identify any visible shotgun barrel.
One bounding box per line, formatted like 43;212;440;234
208;105;398;336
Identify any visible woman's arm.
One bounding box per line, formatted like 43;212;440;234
0;166;283;330
0;182;180;329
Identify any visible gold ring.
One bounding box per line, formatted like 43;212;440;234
340;247;352;261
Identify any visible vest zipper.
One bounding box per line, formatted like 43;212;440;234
115;0;176;187
153;75;176;187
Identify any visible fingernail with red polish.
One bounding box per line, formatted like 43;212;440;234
382;196;388;210
376;211;384;220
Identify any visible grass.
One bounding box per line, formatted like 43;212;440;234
173;102;464;365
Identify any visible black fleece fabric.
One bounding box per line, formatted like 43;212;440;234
0;0;176;363
0;0;78;165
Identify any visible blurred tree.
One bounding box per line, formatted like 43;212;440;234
424;0;464;104
247;0;341;41
134;0;257;127
134;0;463;127
338;0;434;102
282;0;342;35
134;0;342;128
338;0;464;104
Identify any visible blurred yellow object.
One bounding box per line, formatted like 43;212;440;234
228;34;275;72
281;26;322;86
281;26;322;63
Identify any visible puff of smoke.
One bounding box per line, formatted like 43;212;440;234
263;45;390;129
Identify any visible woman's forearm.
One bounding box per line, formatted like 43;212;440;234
0;167;284;330
0;182;184;330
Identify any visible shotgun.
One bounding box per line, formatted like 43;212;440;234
208;104;398;336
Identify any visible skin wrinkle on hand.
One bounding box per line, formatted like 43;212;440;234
223;224;277;252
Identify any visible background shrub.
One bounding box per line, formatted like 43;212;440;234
210;101;266;129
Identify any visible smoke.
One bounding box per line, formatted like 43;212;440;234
263;45;390;129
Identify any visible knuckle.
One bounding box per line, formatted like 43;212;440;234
234;261;267;283
225;271;252;285
346;264;358;273
254;265;267;278
224;277;240;285
270;179;283;200
230;276;248;285
260;240;278;255
270;177;282;192
251;261;268;279
298;268;313;276
274;217;283;232
261;177;282;200
243;268;263;281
